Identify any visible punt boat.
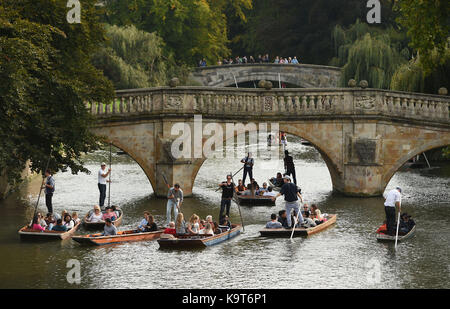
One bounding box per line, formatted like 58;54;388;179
83;207;123;230
72;229;164;246
157;224;242;249
235;195;276;206
259;214;337;237
18;222;81;241
376;225;416;242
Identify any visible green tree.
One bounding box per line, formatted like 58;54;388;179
394;0;450;74
0;0;114;185
103;0;251;66
330;20;410;89
92;24;191;89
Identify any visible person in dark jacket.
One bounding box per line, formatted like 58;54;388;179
284;150;297;185
277;209;289;228
399;213;415;234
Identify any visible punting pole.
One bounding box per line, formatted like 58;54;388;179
31;149;52;226
230;172;245;232
422;152;431;168
108;143;112;208
394;211;401;250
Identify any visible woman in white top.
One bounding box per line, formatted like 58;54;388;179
199;223;214;236
187;214;200;234
63;214;75;230
87;205;103;223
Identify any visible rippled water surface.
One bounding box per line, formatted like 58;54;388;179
0;137;449;289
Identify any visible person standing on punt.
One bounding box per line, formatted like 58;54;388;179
166;183;183;227
98;162;111;208
241;152;254;185
43;169;55;214
284;150;297;185
218;174;237;219
383;187;402;235
271;175;304;228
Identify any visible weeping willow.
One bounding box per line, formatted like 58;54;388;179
330;20;410;89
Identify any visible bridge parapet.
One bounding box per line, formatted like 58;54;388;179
90;87;449;125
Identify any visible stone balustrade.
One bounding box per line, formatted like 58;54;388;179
89;87;449;124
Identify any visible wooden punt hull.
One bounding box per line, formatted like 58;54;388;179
18;222;81;241
236;195;276;206
72;229;164;246
376;225;416;242
158;225;242;249
259;214;337;237
83;208;123;230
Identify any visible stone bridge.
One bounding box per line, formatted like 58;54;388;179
190;63;341;88
89;87;450;197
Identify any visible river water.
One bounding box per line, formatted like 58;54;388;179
0;137;449;289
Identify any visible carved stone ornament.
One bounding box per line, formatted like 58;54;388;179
355;96;376;109
164;95;183;109
264;96;273;111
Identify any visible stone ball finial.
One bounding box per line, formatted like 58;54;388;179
359;80;369;89
264;81;273;90
169;77;179;87
438;87;448;95
258;80;267;88
348;79;357;87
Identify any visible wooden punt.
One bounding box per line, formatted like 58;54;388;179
376;225;416;242
157;224;242;249
83;207;123;230
18;222;81;241
235;194;276;206
72;229;164;246
259;214;337;237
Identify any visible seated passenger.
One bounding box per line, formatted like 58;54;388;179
263;187;277;197
219;215;231;229
163;222;177;235
199;223;214;236
72;212;80;225
376;221;388;234
199;219;206;230
277;210;289;228
44;213;55;230
270;172;284;187
51;219;68;232
144;214;158;232
87;205;103;223
236;179;246;194
102;218;117;236
302;212;317;228
102;206;116;221
187;214;200;234
301;203;311;217
310;204;324;224
63;214;74;230
265;214;283;229
31;215;45;232
257;183;269;195
399;213;415;234
175;213;187;235
205;215;217;231
137;211;150;232
247;178;259;192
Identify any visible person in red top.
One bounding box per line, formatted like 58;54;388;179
163;222;177;235
31;215;45;231
376;221;388;234
102;206;116;221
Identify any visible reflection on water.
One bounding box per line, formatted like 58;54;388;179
0;138;449;289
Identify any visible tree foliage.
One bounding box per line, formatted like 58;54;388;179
394;0;450;74
102;0;252;65
330;20;410;89
0;0;114;185
92;24;191;89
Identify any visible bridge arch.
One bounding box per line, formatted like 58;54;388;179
190;63;342;88
383;138;450;189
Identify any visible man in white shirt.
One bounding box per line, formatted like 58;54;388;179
98;162;111;208
383;187;402;235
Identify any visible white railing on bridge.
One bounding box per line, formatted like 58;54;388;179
89;87;449;124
